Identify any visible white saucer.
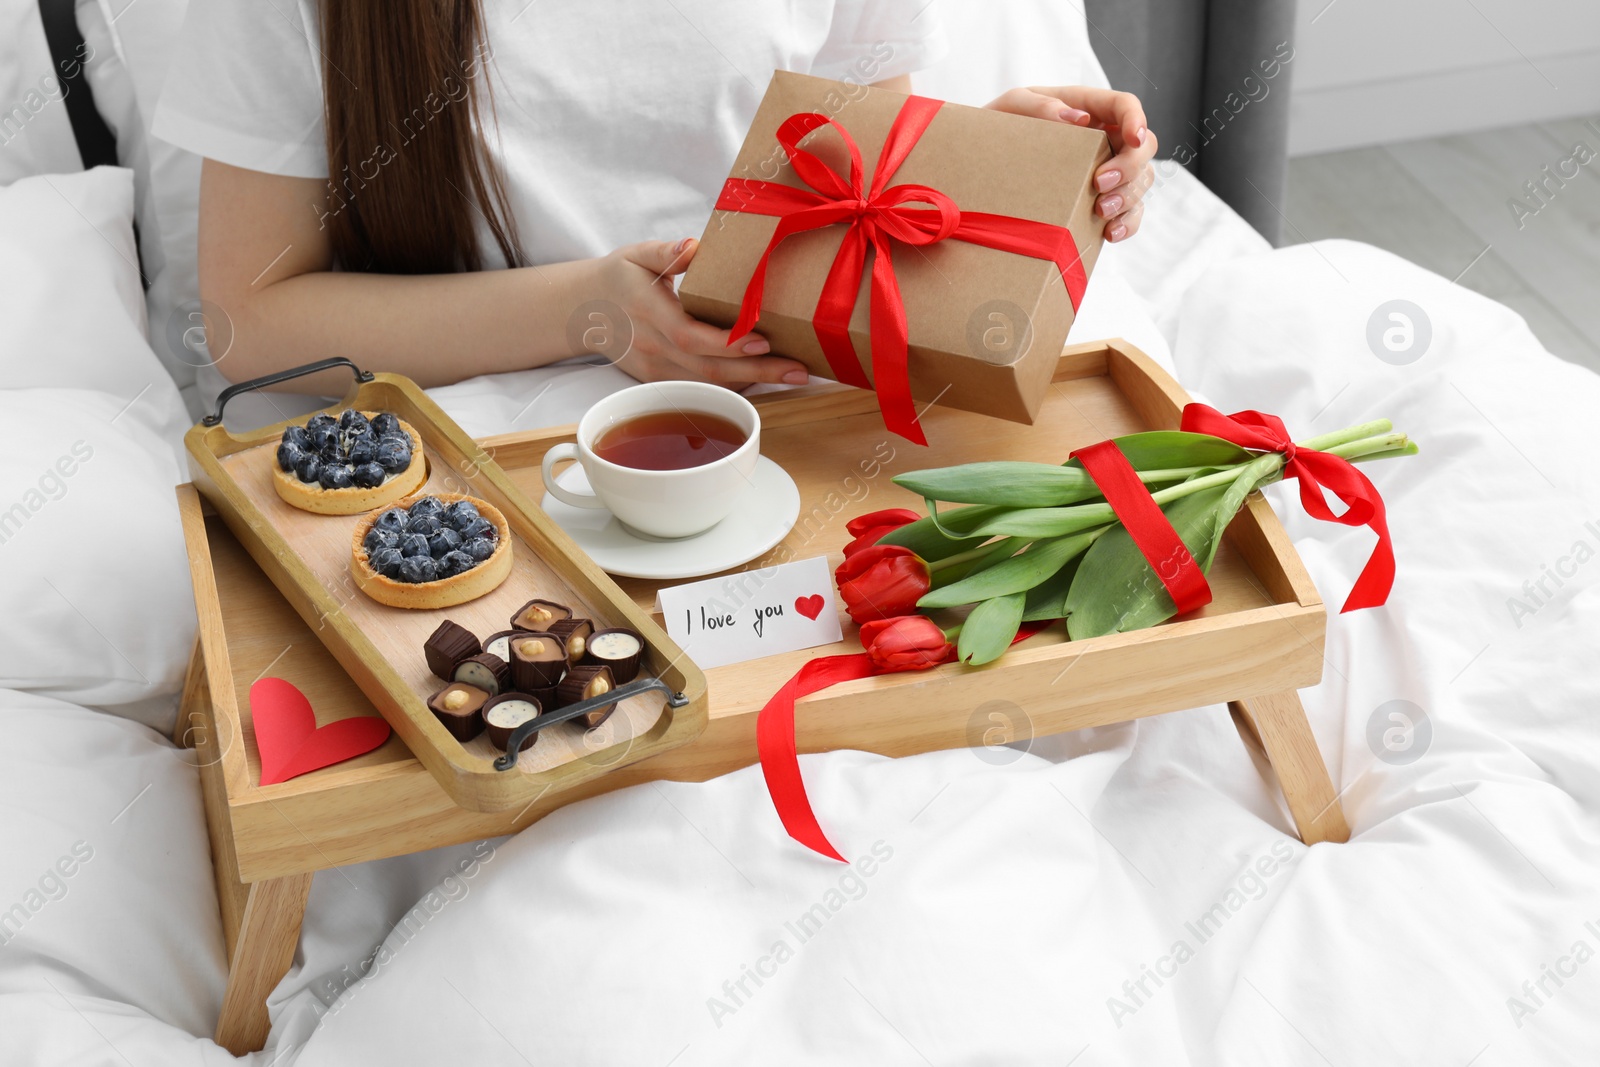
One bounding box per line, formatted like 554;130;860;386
540;456;801;580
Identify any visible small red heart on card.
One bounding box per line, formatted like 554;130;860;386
251;677;391;786
794;594;825;620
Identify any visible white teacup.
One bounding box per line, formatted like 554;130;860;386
540;381;761;540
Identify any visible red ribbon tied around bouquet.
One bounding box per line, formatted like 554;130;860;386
715;96;1090;446
1180;404;1395;612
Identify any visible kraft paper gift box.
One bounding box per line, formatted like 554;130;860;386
680;71;1111;442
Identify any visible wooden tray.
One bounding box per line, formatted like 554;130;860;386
178;338;1330;881
184;373;709;813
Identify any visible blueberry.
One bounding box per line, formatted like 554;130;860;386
294;453;322;484
375;509;408;534
428;527;461;557
435;550;476;579
352;462;386;489
338;409;369;435
375;440;412;473
443;500;480;530
408;496;444;521
346;435;377;466
459;516;495;542
397;555;437;584
311;424;340;456
276;441;304;472
400;533;431;558
363;526;399;554
306;413;336;432
368;546;404;578
406;514;441;538
319;463;355;490
283;425;312;451
371;413;401;437
461;537;496;562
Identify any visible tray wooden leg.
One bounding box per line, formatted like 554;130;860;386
1228;690;1351;846
214;872;313;1056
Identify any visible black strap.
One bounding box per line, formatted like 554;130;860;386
36;0;119;170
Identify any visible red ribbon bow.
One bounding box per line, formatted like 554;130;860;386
1180;404;1395;612
715;96;1090;446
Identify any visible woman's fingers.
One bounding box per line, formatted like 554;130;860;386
984;86;1092;126
1095;165;1156;218
1036;86;1150;151
631;284;806;385
618;236;699;280
1105;200;1145;243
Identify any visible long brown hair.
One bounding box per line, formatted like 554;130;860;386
320;0;522;274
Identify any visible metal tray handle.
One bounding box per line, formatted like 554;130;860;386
201;357;375;426
494;676;690;771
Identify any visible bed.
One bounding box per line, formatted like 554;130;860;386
3;2;1598;1065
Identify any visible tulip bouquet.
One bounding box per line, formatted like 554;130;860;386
835;408;1418;670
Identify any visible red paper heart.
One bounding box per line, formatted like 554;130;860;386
251;677;391;786
794;594;825;620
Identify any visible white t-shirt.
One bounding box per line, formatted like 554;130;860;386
153;0;948;267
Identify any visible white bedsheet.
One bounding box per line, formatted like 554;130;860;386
4;168;1598;1066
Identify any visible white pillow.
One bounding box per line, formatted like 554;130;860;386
0;166;190;444
0;1;86;183
0;688;226;1041
0;167;195;728
0;388;195;728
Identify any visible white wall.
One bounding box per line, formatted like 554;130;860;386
1288;0;1600;155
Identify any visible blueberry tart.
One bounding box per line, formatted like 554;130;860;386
272;409;426;515
350;492;513;608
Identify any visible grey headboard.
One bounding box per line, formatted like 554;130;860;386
1084;0;1298;245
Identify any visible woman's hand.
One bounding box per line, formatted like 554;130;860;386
597;238;811;387
985;86;1157;243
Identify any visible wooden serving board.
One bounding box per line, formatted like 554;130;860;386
185;375;709;812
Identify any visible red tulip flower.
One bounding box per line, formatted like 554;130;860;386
834;544;931;624
842;508;921;557
860;616;955;673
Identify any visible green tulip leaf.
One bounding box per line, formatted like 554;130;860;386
967;501;1117;539
1096;431;1253;472
891;434;1253;509
878;504;1008;561
1021;552;1085;621
956;592;1025;666
919;527;1108;608
893;462;1102;507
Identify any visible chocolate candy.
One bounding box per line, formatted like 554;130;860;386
510;598;571;632
482;693;542;752
423;620;480;680
557;664;617;729
525;683;562;710
452;652;509;697
428;682;488;741
583;627;643;683
482;629;523;665
547;617;594;664
509;632;566;691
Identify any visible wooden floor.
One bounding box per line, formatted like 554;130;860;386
1286;115;1600;375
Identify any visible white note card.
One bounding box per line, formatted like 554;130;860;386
654;556;844;670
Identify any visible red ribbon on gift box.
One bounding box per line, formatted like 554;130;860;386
713;95;1090;446
755;403;1396;860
